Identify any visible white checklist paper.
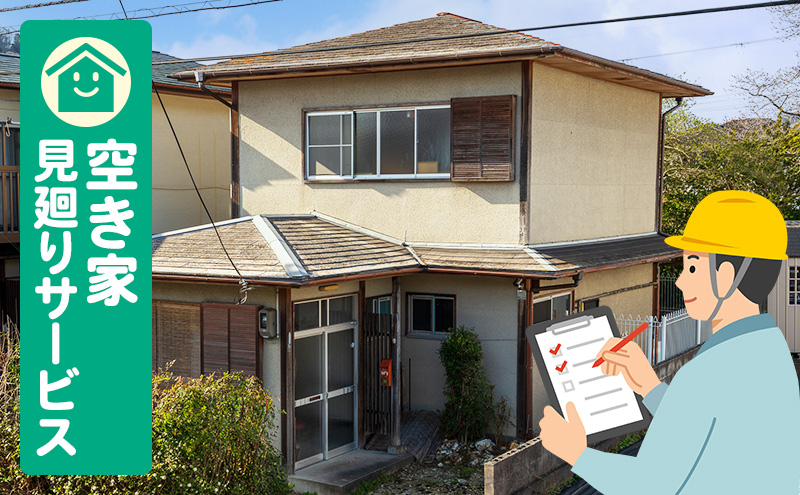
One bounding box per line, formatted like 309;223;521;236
535;315;643;435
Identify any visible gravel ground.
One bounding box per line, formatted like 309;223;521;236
367;457;484;495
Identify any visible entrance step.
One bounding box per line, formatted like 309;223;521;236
289;449;414;495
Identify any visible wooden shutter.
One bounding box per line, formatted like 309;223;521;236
153;301;201;377
450;95;516;181
229;305;259;376
202;304;230;374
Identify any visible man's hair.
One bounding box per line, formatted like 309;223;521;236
714;254;782;304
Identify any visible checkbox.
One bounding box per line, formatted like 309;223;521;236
563;380;575;393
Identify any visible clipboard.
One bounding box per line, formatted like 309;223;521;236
526;306;651;443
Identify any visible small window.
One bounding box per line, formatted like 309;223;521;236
408;294;455;336
532;292;573;325
790;265;798;306
368;295;392;315
306;105;450;180
582;299;600;311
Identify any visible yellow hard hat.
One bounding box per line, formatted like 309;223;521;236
665;190;787;260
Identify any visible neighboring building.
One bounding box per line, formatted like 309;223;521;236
767;221;800;352
157;13;711;475
0;51;232;325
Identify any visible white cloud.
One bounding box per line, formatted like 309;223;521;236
161;13;276;60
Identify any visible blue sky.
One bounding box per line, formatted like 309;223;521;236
4;0;798;122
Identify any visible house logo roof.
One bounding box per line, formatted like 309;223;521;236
44;43;127;78
41;37;131;127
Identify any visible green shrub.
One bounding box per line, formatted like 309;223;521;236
438;326;494;443
0;321;291;495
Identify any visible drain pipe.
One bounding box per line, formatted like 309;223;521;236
656;97;683;232
195;71;232;109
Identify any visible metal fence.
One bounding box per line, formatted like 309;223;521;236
659;274;684;316
617;309;711;365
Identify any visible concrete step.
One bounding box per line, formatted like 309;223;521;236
289;449;414;495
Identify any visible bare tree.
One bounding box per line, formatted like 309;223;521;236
735;6;800;117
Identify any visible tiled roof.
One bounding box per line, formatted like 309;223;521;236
152;51;229;93
152;214;678;284
152;219;288;280
788;221;800;258
170;13;711;97
536;233;680;270
0;53;20;86
0;51;228;93
269;216;419;278
410;246;575;273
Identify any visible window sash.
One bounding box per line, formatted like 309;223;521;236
294;295;357;331
306;105;450;180
408;294;455;335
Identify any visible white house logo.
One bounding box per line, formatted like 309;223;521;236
41;37;131;127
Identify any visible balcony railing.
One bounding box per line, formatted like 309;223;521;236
0;165;20;243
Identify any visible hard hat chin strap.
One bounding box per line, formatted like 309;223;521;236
707;254;753;322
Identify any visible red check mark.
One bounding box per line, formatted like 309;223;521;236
549;343;562;355
555;360;567;373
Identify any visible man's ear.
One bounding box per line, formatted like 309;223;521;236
715;260;736;296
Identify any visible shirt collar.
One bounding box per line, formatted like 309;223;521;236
696;313;776;357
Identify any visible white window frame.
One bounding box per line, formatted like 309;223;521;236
407;293;456;338
790;263;799;306
305;104;451;181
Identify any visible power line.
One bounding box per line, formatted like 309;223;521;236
114;0;256;303
620;36;786;62
0;0;87;13
132;0;800;67
0;0;282;36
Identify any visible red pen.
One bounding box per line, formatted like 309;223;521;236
592;322;649;368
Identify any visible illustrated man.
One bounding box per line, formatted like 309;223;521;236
539;190;800;494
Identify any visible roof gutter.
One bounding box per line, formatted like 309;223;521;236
171;47;558;81
656;97;683;231
195;71;232;109
152;274;302;287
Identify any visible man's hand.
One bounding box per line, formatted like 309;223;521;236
597;337;661;397
539;402;586;466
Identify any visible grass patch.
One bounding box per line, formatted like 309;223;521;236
349;471;388;495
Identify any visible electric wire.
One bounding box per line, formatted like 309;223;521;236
620;36;786;62
130;0;800;67
118;0;254;303
0;0;282;35
0;0;87;13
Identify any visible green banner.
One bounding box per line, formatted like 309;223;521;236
21;21;152;474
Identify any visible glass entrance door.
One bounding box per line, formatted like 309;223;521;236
294;323;357;469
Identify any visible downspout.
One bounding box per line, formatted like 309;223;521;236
194;71;232;109
656;97;683;232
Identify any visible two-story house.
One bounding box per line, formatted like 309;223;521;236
153;13;711;476
0;50;232;326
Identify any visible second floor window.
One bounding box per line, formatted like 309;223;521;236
306;105;450;180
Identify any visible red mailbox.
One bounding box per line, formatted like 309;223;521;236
380;359;392;387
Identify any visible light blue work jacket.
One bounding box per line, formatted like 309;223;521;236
572;313;800;495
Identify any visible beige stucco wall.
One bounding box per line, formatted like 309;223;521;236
152;93;230;234
529;263;655;431
529;63;661;244
0;88;229;234
0;88;19;122
395;273;519;438
238;63;523;244
152;281;282;448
